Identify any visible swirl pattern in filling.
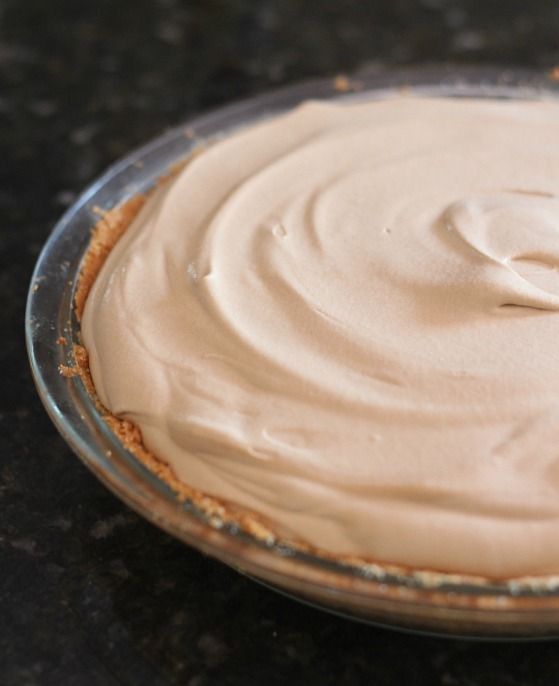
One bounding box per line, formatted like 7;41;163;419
82;97;559;577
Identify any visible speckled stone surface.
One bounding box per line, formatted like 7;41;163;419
4;1;559;684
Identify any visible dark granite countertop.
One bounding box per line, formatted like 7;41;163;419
4;1;559;684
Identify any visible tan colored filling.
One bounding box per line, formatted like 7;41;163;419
78;97;559;578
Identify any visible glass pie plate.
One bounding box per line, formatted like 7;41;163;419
26;65;559;639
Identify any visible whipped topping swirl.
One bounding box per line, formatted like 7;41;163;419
82;97;559;577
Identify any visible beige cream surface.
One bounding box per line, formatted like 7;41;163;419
82;97;559;577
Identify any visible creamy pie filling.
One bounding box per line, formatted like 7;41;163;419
82;97;559;577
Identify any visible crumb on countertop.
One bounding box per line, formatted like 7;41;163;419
333;74;363;93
